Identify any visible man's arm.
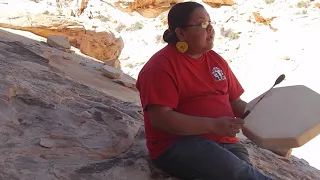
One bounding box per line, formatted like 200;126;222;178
147;105;244;137
147;105;214;136
230;98;247;118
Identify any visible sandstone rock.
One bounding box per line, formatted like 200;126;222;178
102;65;123;79
47;35;71;49
0;39;143;179
39;138;55;148
72;0;90;16
250;12;278;32
106;0;182;18
104;59;121;69
0;98;20;125
203;0;236;8
0;14;124;66
63;55;73;60
113;75;136;88
79;111;92;119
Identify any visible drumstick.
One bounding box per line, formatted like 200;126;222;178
241;74;286;119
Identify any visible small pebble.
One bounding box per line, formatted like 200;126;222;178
79;111;92;119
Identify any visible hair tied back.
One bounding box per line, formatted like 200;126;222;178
163;29;174;43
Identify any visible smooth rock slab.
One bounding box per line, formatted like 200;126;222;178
101;65;123;79
113;74;136;88
0;39;142;179
47;35;71;49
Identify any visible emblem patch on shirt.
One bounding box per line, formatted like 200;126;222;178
212;67;226;81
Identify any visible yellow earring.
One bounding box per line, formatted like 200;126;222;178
176;42;188;53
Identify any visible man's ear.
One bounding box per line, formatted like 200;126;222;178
175;28;186;42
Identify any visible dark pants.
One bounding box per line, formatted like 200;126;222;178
152;137;272;180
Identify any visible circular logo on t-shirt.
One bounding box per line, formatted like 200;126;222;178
212;67;226;81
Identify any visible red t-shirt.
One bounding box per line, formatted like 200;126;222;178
136;44;244;159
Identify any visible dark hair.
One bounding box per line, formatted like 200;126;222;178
163;2;204;44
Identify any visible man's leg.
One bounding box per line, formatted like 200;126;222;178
152;137;272;180
221;142;252;165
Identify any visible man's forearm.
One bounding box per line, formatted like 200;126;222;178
149;110;214;136
231;98;247;118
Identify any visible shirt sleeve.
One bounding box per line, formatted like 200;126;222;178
136;68;179;111
224;63;244;102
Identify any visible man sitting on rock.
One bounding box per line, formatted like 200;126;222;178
136;1;272;180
